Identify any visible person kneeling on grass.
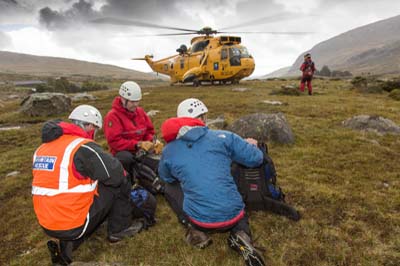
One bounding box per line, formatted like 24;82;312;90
32;105;143;265
158;98;266;266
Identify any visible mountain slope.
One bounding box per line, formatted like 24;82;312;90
0;51;158;80
287;15;400;76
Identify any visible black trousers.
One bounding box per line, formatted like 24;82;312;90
115;150;136;176
43;180;132;261
163;182;251;237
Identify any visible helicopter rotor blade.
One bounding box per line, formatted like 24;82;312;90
91;17;198;33
218;13;315;31
131;32;200;37
218;31;314;35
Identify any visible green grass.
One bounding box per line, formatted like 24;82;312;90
1;79;399;266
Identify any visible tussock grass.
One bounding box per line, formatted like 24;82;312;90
1;79;399;265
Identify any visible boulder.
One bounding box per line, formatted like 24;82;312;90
342;115;400;135
71;92;97;101
228;113;295;144
207;115;226;129
20;93;71;117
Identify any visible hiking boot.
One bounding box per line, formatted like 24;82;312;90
227;231;266;266
308;91;312;95
108;220;143;243
185;225;212;249
47;240;71;266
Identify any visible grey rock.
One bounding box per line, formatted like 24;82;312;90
71;92;97;101
282;84;297;90
232;87;251;92
8;94;20;100
228;113;295;144
270;85;301;96
6;171;20;177
262;100;285;105
20;93;71;117
207;115;226;129
342;115;400;135
0;126;21;131
147;110;160;117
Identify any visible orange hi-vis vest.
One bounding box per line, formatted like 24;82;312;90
32;135;98;232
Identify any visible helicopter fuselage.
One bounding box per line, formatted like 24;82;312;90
139;35;255;85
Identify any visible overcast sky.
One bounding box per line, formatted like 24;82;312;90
1;0;400;76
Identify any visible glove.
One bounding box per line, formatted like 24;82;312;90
137;141;154;152
153;140;164;155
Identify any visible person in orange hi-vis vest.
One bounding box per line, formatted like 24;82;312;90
32;105;143;265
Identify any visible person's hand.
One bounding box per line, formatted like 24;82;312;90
137;141;154;151
245;138;258;146
153;140;164;155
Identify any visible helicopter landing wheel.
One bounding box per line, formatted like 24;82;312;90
193;79;200;87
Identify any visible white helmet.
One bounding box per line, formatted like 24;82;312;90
69;104;103;129
119;81;142;101
177;98;208;118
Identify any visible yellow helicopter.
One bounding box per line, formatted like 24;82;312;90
133;29;253;86
93;16;310;86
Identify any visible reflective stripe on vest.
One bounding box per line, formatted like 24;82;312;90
32;135;97;231
32;137;97;195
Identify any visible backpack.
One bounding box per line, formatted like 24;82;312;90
232;142;300;221
130;186;157;229
132;150;165;195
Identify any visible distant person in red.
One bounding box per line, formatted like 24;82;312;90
299;53;316;95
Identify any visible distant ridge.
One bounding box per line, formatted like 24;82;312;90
0;50;159;80
261;14;400;78
287;14;400;76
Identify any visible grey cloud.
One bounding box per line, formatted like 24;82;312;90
38;0;185;30
39;0;97;29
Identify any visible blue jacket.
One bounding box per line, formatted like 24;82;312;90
159;124;263;224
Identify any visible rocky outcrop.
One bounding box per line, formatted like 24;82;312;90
228;113;295;144
342;115;400;135
20;93;71;116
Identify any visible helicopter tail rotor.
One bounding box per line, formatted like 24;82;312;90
131;55;154;60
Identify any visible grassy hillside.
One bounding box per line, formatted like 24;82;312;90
0;79;399;266
0;51;160;80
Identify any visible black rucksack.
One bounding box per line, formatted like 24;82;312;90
232;142;300;221
131;150;165;195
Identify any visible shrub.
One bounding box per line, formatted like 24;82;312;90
389;89;400;100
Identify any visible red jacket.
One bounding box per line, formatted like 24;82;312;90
104;97;155;155
300;60;315;77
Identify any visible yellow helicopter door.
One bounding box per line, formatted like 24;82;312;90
218;48;229;79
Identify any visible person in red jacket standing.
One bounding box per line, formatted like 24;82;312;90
104;81;163;188
299;53;316;95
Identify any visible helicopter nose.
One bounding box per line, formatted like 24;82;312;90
241;58;255;75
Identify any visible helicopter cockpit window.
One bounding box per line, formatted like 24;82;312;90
191;40;210;53
229;47;241;66
221;49;228;60
240;47;250;58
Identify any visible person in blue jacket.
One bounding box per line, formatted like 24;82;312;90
158;98;265;266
